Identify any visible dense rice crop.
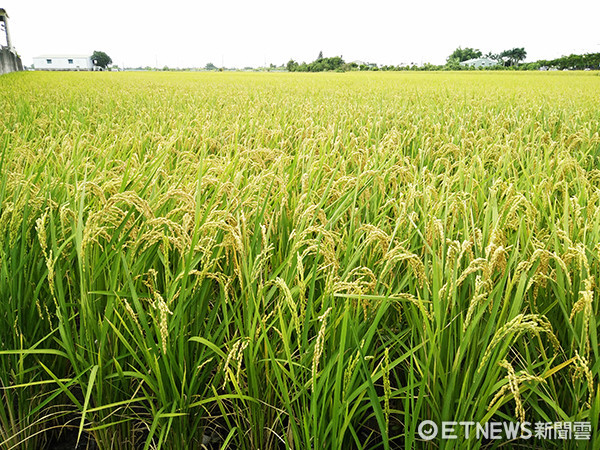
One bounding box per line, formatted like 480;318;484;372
0;71;599;449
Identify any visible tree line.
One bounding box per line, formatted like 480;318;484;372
284;48;600;72
536;53;600;70
446;47;527;67
286;52;346;72
88;48;600;73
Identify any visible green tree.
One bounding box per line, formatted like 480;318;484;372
512;47;527;65
484;51;501;62
91;50;112;69
204;62;217;71
286;59;298;71
500;49;513;66
447;47;482;63
291;55;346;72
500;48;527;66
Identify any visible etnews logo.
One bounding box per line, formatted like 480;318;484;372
417;421;591;441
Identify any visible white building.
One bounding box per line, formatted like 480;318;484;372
459;57;498;68
33;55;94;71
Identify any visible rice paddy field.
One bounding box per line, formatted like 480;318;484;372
0;71;599;449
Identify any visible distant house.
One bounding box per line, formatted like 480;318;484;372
33;55;94;71
350;60;378;69
459;57;498;68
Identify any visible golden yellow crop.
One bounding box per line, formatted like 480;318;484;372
0;70;599;449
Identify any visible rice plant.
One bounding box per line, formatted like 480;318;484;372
0;70;599;449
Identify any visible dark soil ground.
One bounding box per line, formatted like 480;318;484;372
44;430;98;450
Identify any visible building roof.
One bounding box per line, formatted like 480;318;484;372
459;57;498;66
34;54;91;59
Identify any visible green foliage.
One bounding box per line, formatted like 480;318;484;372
286;54;345;72
91;50;112;69
342;62;359;71
285;48;599;73
447;47;482;63
538;52;600;70
444;47;532;70
500;47;527;66
288;48;600;73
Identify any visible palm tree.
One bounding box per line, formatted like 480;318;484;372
500;48;527;66
512;48;527;65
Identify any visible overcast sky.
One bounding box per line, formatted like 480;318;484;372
3;0;600;68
